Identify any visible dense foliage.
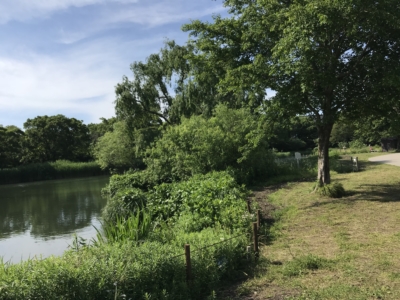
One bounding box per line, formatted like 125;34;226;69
0;125;24;169
144;105;275;185
22;115;91;164
93;121;140;172
102;171;251;231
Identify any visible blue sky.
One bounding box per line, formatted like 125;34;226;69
0;0;227;129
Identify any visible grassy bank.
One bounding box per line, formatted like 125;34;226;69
230;152;400;299
0;160;106;185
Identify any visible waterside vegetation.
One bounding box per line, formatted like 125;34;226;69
0;160;105;185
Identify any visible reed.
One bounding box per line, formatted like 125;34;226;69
0;160;106;185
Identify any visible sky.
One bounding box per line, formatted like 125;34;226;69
0;0;227;129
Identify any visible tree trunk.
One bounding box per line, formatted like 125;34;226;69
317;124;334;187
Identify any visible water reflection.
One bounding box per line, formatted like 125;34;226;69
0;176;109;262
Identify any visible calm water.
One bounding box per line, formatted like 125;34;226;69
0;176;109;263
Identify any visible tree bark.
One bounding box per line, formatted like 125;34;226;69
317;124;334;187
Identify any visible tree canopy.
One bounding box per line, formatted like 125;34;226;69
22;115;91;163
183;0;400;185
0;125;24;169
114;39;267;131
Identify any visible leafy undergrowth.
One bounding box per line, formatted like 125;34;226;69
224;152;400;299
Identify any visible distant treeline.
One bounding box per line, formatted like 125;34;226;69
0;115;116;170
0;160;106;185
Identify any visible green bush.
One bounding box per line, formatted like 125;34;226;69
102;187;147;224
144;104;275;185
147;172;251;232
102;171;252;232
101;171;151;198
273;155;317;179
349;139;365;149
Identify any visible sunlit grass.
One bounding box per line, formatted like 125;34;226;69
233;153;400;299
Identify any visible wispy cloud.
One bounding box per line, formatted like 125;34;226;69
0;34;167;127
106;1;226;27
0;0;139;24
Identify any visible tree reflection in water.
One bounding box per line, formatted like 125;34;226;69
0;176;108;239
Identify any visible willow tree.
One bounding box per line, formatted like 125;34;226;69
184;0;400;186
114;40;267;131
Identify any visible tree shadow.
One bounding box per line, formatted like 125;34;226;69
304;183;400;210
349;184;400;202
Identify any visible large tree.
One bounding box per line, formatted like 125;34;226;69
0;125;24;168
114;40;267;131
184;0;400;186
22;115;91;163
93;121;148;172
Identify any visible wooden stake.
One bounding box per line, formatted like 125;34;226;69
257;209;261;229
185;244;192;282
253;222;259;259
247;200;251;213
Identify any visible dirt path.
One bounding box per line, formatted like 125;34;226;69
368;153;400;167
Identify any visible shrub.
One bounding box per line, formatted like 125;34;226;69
146;172;251;232
101;171;252;233
101;171;151;199
102;187;147;224
349;139;365;149
144;104;275;185
318;182;346;198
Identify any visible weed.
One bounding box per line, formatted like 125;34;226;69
318;182;345;198
282;254;333;277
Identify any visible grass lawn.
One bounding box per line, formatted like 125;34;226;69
231;152;400;299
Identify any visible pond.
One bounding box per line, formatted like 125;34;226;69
0;176;109;263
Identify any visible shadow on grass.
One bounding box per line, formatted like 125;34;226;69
349;184;400;202
304;183;400;210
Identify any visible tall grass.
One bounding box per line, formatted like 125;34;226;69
93;209;153;245
0;160;106;185
0;228;248;299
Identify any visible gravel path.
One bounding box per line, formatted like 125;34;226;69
368;153;400;167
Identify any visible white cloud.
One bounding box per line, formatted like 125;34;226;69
0;57;117;126
0;0;139;24
0;34;171;126
57;29;88;45
0;0;228;127
106;1;226;27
